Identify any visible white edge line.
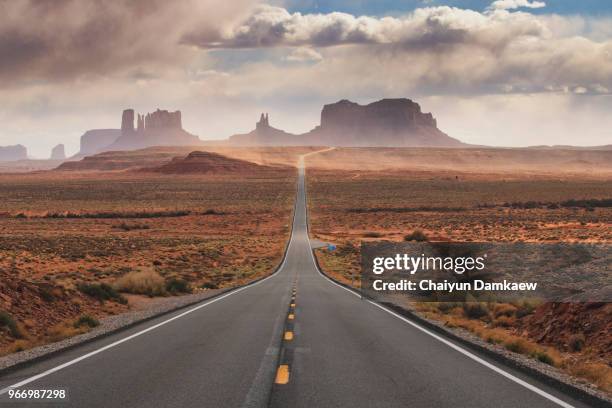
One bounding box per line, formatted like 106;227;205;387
0;234;294;395
301;176;574;408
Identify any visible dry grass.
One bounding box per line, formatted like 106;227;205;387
568;362;612;393
114;270;165;296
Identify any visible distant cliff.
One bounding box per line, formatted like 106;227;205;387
229;98;464;147
306;98;463;147
50;144;66;160
79;129;122;156
0;144;28;161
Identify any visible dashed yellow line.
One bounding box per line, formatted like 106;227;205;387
288;313;295;320
284;331;294;341
275;365;290;384
290;303;296;308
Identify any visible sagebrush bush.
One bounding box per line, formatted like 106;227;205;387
78;283;127;304
74;315;100;328
114;270;165;296
462;302;489;319
404;229;428;242
0;310;23;338
165;278;191;294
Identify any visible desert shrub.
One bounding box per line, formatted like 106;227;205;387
165;278;191;294
201;209;224;215
437;302;461;313
513;299;539;318
0;311;22;338
404;230;428;242
533;351;555;366
38;286;55;302
505;339;529;354
114;270;165;296
462;302;489;319
114;222;150;231
73;315;100;329
201;282;219;290
336;243;358;257
493;315;516;328
78;283;127;304
363;231;382;238
493;303;517;318
569;334;585;352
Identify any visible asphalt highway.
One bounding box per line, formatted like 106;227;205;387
0;156;594;408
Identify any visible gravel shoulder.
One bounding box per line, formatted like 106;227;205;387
0;288;227;373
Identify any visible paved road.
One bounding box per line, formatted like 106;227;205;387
0;156;594;407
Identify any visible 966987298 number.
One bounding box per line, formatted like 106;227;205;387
7;389;67;400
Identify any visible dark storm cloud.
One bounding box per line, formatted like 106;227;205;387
0;0;253;84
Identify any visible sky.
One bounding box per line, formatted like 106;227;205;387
0;0;611;157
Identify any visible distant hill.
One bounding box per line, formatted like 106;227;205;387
143;151;281;174
55;146;313;172
57;147;199;171
229;98;464;147
0;145;28;161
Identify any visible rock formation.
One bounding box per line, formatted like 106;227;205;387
306;98;462;147
229;99;465;147
256;113;269;130
121;109;135;133
0;144;28;161
50;144;66;160
101;108;200;152
144;109;182;129
78;129;122;156
229;113;299;146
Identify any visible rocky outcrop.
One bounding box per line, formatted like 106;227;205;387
121;109;135;133
144;109;182;129
106;108;200;151
229;113;300;146
0;145;28;161
50;144;66;160
78;129;122;156
229;99;465;147
307;98;463;147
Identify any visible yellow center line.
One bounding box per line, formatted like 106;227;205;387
288;314;295;320
275;365;290;385
290;303;296;308
284;331;294;341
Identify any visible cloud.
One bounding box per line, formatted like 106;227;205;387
0;0;255;85
285;47;323;62
182;4;612;95
185;4;549;49
488;0;546;11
